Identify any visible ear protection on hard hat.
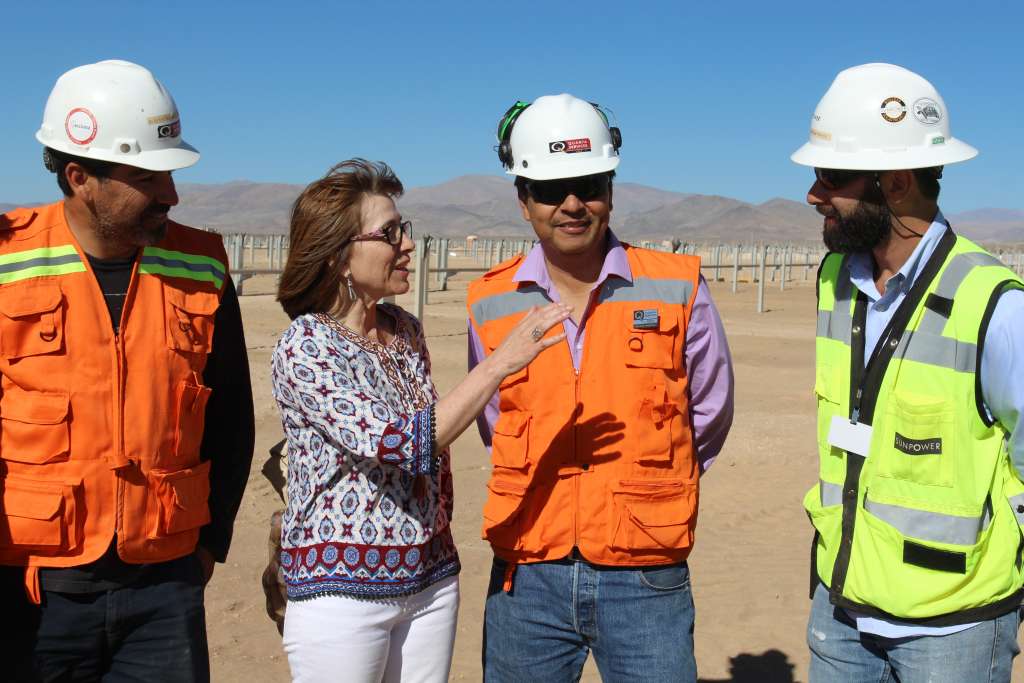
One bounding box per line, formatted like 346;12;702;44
496;99;622;170
496;101;531;169
43;148;57;173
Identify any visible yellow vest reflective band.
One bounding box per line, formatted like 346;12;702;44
807;228;1024;625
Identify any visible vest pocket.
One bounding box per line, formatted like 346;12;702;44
804;482;844;581
814;364;845;454
623;308;678;370
482;477;527;549
609;478;696;550
873;391;956;488
634;386;680;464
164;289;219;355
0;476;81;553
848;491;994;613
172;377;211;465
0;390;71;464
0;284;64;358
491;410;530;469
148;461;212;538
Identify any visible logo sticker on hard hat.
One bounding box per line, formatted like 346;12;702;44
913;98;942;125
880;97;907;123
548;138;592;154
65;107;98;145
158;120;181;139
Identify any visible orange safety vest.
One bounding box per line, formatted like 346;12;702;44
467;244;701;566
0;201;227;575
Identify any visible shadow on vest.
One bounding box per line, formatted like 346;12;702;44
511;406;627;530
698;649;797;683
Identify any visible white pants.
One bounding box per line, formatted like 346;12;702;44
283;576;459;683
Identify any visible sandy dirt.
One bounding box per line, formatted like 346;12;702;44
205;264;1024;682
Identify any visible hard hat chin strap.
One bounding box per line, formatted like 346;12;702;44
875;173;926;240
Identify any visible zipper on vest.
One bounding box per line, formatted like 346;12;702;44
573;367;581;546
112;255;142;536
114;332;126;535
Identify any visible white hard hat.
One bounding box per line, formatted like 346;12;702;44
497;94;621;181
791;63;977;171
36;60;199;171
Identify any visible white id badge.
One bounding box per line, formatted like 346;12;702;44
828;416;873;458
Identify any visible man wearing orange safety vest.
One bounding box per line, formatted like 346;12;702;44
467;94;735;681
0;60;255;681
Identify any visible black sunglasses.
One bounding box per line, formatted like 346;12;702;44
347;220;412;246
525;174;610;205
814;168;875;191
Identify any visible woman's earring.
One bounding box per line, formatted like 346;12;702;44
346;274;357;301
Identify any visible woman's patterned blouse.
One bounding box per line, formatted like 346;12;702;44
270;304;459;600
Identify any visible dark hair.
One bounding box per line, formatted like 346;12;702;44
514;170;616;201
277;159;404;320
44;147;116;197
913;167;942;201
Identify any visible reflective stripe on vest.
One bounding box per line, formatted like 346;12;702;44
470;284;549;327
139;247;226;288
820;480;842;507
824;479;994;545
863;497;992;546
471;276;695;328
597;277;694;306
816;261;855;345
892;331;977;373
0;245;86;284
918;252;1006;335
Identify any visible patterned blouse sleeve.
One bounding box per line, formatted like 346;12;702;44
271;318;436;475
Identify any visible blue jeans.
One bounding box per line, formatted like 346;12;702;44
808;583;1022;683
16;553;209;682
483;555;696;683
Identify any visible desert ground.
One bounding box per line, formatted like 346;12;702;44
204;260;1024;682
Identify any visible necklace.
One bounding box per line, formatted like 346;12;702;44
317;309;400;351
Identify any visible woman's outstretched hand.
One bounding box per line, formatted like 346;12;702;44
431;302;571;457
486;303;572;378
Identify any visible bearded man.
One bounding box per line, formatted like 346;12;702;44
0;60;254;682
793;63;1024;683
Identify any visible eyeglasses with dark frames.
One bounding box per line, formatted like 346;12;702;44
347;220;412;246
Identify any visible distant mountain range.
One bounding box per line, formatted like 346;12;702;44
4;175;1021;243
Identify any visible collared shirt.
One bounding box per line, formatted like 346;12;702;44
845;211;1024;637
467;230;735;473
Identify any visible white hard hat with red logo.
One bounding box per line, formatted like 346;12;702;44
497;93;621;181
36;59;199;171
791;63;977;171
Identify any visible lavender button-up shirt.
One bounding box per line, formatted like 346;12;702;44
467;231;735;473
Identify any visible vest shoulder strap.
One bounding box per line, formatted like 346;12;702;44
817;252;844;308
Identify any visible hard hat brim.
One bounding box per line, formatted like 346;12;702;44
36;133;201;172
790;138;978;171
130;142;201;171
508;156;619;181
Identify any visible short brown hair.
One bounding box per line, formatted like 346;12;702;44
277;159;404;319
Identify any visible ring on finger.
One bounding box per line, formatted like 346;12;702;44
530;327;543;342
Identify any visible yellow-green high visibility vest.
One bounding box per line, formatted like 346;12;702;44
807;227;1024;626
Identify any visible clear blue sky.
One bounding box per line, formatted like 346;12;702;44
2;1;1021;213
